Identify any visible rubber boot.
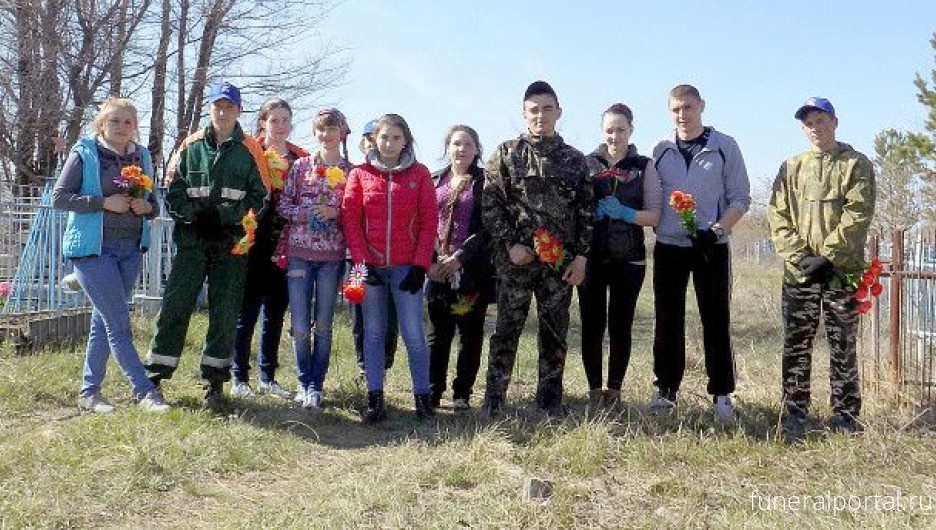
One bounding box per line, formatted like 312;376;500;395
414;393;435;419
361;390;386;424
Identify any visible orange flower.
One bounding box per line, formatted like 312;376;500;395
115;165;154;198
669;190;698;235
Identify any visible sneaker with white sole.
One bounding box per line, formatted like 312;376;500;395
137;389;171;413
713;395;735;423
230;381;253;399
294;386;307;405
78;392;116;413
648;390;676;415
258;380;291;399
303;390;323;410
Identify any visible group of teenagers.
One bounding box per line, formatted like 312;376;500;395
53;78;875;438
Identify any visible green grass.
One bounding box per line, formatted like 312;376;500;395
1;260;935;528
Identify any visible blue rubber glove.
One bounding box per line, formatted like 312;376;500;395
598;196;636;223
594;200;609;219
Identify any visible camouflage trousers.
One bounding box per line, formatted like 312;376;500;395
484;261;573;410
781;281;860;417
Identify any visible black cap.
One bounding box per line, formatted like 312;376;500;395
524;81;558;103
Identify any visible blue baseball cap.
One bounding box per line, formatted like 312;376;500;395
207;81;242;106
362;119;377;136
794;97;835;120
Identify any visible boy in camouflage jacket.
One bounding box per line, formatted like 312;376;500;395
480;81;593;417
769;97;875;437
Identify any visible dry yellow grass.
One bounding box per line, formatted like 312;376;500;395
0;260;934;528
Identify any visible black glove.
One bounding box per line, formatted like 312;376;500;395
192;205;223;240
399;265;426;294
798;256;833;282
364;264;383;286
692;228;718;249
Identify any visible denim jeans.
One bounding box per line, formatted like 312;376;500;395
232;262;288;384
362;266;430;394
72;238;155;398
287;258;342;391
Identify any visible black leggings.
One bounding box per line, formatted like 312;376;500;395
577;259;646;390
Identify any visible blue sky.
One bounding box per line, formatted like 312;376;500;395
281;1;936;194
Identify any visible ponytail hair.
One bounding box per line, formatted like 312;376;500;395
314;108;351;163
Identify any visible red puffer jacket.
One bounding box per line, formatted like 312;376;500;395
342;152;438;269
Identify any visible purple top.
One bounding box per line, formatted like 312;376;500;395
435;172;474;255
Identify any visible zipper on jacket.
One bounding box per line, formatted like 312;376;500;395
385;169;393;267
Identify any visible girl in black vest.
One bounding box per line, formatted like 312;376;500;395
579;103;662;409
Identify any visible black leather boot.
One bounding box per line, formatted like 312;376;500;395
414;393;435;419
361;390;386;424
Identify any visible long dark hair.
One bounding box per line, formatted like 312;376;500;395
255;98;293;136
440;124;482;167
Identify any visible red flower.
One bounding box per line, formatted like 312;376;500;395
870;282;883;297
315;166;327;176
342;281;365;304
857;300;872;315
862;271;876;285
855;284;869;300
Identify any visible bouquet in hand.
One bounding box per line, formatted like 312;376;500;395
451;293;479;316
533;227;567;271
833;258;884;315
669;190;697;235
114;165;154;198
265;149;289;190
342;263;367;304
231;209;258;255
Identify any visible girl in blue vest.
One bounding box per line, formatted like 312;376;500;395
52;98;169;414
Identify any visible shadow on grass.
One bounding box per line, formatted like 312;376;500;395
223;384;799;450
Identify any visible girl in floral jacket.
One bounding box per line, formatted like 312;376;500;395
276;108;351;410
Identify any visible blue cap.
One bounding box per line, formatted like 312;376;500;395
794;97;835;120
362;119;377;137
207;81;242;106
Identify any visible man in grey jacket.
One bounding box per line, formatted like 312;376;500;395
649;84;751;421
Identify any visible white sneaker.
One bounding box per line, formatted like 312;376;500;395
302;390;323;410
648;391;676;415
294;386;307;404
258;380;291;399
79;392;116;413
713;395;735;423
138;389;170;413
230;381;253;398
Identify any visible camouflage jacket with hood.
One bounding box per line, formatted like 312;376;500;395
768;141;876;284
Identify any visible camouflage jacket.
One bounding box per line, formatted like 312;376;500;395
482;133;593;262
768;141;875;284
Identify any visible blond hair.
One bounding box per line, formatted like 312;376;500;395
91;98;139;139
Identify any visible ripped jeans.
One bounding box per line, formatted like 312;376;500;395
286;258;342;391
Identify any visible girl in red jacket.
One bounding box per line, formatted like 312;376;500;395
342;114;438;422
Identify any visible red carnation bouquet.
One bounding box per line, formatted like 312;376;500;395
852;258;884;315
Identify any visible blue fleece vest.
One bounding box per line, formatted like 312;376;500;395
61;138;153;258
